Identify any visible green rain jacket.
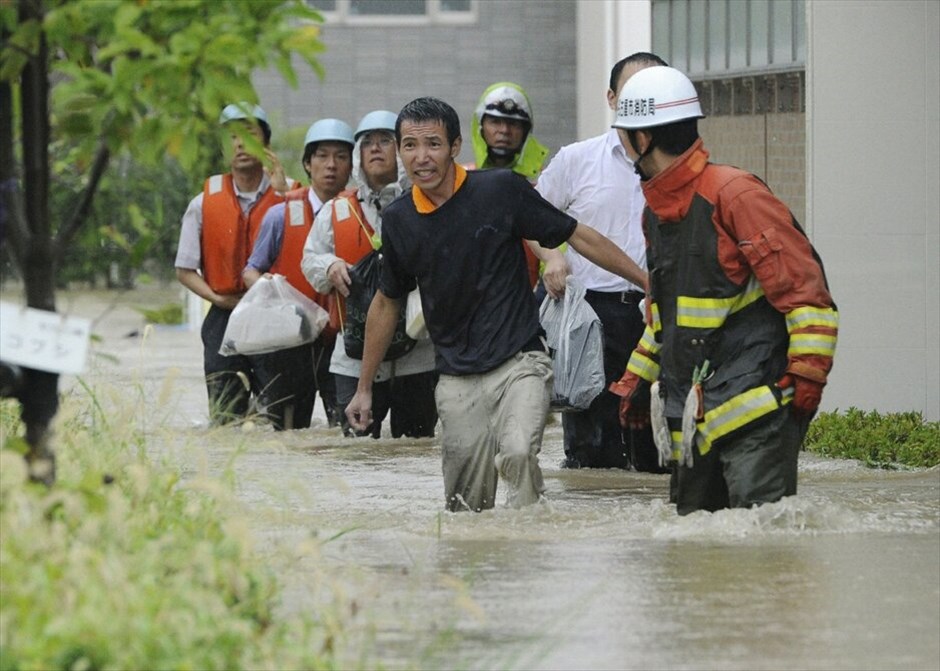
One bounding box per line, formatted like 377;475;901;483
471;82;549;182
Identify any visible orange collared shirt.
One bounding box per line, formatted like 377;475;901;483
412;163;468;214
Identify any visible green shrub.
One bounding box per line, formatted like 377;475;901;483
804;407;940;469
134;302;184;325
0;396;344;671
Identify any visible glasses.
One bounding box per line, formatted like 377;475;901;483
361;135;395;149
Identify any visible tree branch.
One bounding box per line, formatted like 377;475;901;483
53;142;110;257
0;80;31;270
3;41;36;60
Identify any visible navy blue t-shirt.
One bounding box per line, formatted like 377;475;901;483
380;169;577;375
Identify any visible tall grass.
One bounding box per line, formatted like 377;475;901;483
0;386;348;670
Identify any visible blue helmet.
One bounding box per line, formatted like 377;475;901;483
219;102;268;125
355;110;398;141
304;118;355;148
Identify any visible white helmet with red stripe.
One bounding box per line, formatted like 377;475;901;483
612;66;704;130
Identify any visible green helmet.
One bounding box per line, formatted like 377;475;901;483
471;82;548;181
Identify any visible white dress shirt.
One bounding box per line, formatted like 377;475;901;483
536;129;646;293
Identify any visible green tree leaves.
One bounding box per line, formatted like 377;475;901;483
3;0;324;176
0;0;326;473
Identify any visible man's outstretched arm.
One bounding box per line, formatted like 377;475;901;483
566;223;648;291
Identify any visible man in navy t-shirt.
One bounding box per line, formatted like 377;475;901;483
345;97;647;512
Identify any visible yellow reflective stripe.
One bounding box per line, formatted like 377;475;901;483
786;306;839;333
676;278;764;328
789;333;837;356
697;385;793;456
670;430;683;462
730;281;765;314
626;350;660;382
676;296;730;328
638;326;660;354
650;302;662;334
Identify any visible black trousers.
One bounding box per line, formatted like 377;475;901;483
313;337;340;427
203;304;321;430
674;407;810;515
335;370;438;439
201;304;254;425
251;343;317;430
561;291;665;472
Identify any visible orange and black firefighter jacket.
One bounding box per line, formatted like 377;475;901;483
625;139;838;458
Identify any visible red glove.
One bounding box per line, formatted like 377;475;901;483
777;373;824;415
610;371;651;429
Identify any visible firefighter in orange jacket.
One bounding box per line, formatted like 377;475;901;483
609;67;838;515
175;103;289;425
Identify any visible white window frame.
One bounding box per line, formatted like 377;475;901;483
652;0;805;79
309;0;478;26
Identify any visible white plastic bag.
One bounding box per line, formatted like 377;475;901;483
539;276;605;411
220;274;328;356
405;288;429;340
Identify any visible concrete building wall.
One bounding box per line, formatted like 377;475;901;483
253;1;578;166
576;0;652;138
807;0;939;419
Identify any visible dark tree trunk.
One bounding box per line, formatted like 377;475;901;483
15;0;58;484
0;0;110;484
1;0;113;484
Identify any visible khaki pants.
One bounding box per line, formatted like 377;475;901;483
435;350;553;512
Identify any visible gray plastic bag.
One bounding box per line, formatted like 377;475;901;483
539;276;605;411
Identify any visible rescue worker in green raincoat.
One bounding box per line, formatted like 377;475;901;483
470;81;549;183
470;82;559;291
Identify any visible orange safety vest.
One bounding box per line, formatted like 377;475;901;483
332;188;376;265
320;189;378;339
270;187;318;301
201;174;281;295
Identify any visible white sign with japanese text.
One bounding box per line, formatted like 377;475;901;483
0;302;91;375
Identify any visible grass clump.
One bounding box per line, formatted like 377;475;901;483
804;407;940;469
133;302;184;325
0;396;341;671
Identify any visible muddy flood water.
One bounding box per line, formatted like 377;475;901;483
24;287;940;670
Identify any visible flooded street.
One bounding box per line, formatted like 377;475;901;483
33;287;940;670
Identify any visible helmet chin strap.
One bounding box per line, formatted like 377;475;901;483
487;145;517;158
627;129;655;182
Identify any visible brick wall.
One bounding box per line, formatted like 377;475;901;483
252;1;578;167
700;112;806;224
